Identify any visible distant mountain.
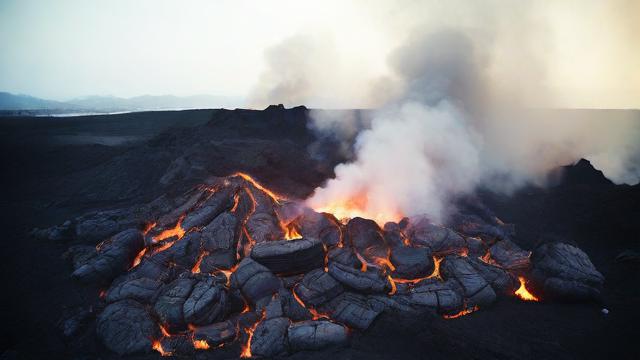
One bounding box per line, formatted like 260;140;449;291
0;91;245;113
0;92;77;110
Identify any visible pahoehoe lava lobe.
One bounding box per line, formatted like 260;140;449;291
42;172;605;357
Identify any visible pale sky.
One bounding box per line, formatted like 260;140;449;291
0;0;638;108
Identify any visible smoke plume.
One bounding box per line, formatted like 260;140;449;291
248;1;640;223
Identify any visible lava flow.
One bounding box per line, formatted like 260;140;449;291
153;215;186;242
443;305;479;319
515;276;539;301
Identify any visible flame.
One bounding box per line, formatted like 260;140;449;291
515;276;539;301
282;220;303;240
153;215;186;242
152;340;172;356
191;251;209;274
443;305;479;319
309;191;403;226
240;310;266;358
233;172;284;204
193;339;210;350
292;287;329;320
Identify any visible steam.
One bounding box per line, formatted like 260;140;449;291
248;1;640;223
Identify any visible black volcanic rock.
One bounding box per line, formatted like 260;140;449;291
97;299;159;355
250;238;324;275
183;278;227;325
530;242;604;301
347;217;389;263
288;320;348;351
560;158;613;187
230;258;281;305
294;269;344;307
201;211;241;252
328;262;391;294
105;277;162;304
153;278;196;331
488;239;531;269
331;292;382;330
193;320;237;346
250;317;290;357
441;255;496;307
390;246;434;279
405;217;466;254
408;279;464;314
72;229;144;284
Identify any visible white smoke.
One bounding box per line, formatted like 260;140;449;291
248;1;640;223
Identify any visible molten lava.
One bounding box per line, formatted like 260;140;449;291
152;340;172;356
515;276;539;301
282;220;303;240
292;288;329;320
443;305;479;319
153;215;186;242
193;339;210;350
233;172;284;204
240;310;266;358
191;251;209;274
131;248;147;268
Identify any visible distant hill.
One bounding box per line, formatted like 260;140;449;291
0;91;245;113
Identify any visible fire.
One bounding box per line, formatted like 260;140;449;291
515;276;539;301
308;191;403;226
153;215;186;242
240;310;266;358
443;305;479;319
282;220;303;240
233;172;284;204
152;340;172;356
193;339;210;350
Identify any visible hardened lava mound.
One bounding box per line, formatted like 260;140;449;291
40;173;604;357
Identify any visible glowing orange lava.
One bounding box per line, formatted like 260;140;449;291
282;220;303;240
152;340;172;356
159;324;171;337
230;192;241;213
443;305;479;319
240;310;266;358
193;339;210;350
191;251;209;274
153;215;186;243
143;221;157;235
387;275;397;295
515;276;539;301
233;172;284;204
131;248;147;268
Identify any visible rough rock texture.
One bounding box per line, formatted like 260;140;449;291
408;279;464;314
298;210;342;247
97;299;159;355
106;277;162;304
530;242;604;301
390;246;433;279
193;320;237;346
468;258;518;296
183;278;227;325
251;238;324;275
328;262;391;294
72;229;144;284
153;278;196;331
181;188;234;230
347;217;389;264
201;211;240;252
488;239;531;269
294;269;344;307
230;258;281;305
441;255;496;307
405;217;465;254
288;320;348;351
250;317;290;357
331;292;382;330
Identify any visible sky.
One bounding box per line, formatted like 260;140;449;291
0;0;638;108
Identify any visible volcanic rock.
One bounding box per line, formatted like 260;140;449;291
72;229;144;284
288;320;349;352
180;187;235;230
347;217;389;263
278;288;313;321
298;210;342;247
245;212;284;243
390;246;433;279
183;278;227;325
158;335;195;356
441;255;496;307
331;292;382;330
294;269;344;307
405;217;465;254
383;222;406;248
327;246;361;268
467;257;518;296
328;262;391;294
488;239;531;269
408;279;464;314
201;211;241;252
250;317;290;357
530;242;604;301
230;258;281;305
97;299;159;355
153;277;196;331
105;277;163;304
199;251;237;272
63;245;97;270
250;238;324;275
193;320;237;346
